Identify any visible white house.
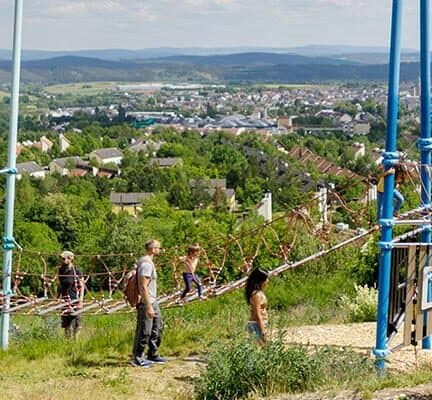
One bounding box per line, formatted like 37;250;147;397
37;136;54;153
90;148;123;166
350;142;365;160
256;193;272;222
16;162;46;180
59;133;71;153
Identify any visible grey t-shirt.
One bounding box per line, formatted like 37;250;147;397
137;255;157;303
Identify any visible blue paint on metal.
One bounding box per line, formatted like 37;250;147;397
382;152;400;167
378;241;393;250
379;218;395;228
375;0;403;373
423;224;432;233
1;0;23;351
372;347;391;359
418;138;432;151
2;237;16;251
420;0;432;350
0;168;17;175
427;272;432;303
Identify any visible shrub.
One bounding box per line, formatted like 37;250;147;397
194;335;374;400
12;316;61;343
340;284;378;323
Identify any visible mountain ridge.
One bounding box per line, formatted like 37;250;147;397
0;45;419;62
0;53;420;85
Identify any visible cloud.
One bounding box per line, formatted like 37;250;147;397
0;0;421;50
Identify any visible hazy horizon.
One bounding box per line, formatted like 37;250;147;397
0;45;419;52
0;1;421;51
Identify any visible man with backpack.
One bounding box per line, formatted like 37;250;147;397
131;239;167;367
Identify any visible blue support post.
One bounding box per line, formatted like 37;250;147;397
374;0;403;372
0;0;23;350
420;0;432;350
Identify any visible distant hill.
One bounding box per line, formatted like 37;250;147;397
285;44;415;56
0;53;421;85
0;45;419;62
153;52;356;66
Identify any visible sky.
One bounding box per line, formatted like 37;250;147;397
0;0;422;51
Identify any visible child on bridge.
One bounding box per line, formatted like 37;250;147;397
177;243;207;302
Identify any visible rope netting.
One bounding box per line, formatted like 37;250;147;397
0;181;378;316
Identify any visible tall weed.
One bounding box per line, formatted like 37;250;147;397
194;335;374;400
340;284;377;323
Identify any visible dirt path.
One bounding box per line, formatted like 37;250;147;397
127;357;203;400
263;385;432;400
283;322;432;372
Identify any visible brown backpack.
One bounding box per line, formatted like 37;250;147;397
124;264;140;307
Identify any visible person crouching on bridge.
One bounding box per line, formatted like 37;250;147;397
131;239;167;367
377;164;409;219
57;251;84;339
245;267;269;345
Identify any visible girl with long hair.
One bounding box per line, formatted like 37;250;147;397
245;267;269;344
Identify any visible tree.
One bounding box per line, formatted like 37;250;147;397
334;102;357;117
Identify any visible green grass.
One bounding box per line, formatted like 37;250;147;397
250;83;330;89
0;258;430;399
44;82;121;95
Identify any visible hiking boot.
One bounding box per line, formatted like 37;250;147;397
130;356;153;368
148;356;167;364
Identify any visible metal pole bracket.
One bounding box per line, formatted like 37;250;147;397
0;168;17;175
378;241;393;250
382;151;399;167
2;236;16;250
423;224;432;233
373;347;391;359
418;138;432;151
379;218;395;227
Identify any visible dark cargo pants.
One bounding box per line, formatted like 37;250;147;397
132;301;163;359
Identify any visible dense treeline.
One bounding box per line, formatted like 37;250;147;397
0;56;423;85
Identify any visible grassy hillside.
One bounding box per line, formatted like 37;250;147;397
0;55;421;85
2;242;432;400
45;81;120;95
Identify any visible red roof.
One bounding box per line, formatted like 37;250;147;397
287;146;362;180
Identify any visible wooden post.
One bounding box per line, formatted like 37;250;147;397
416;247;427;342
404;246;417;345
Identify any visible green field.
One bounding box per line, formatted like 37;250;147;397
0;90;8;100
250;83;330;89
44;81;122;95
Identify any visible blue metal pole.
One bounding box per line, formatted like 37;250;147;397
420;0;432;350
374;0;403;372
0;0;24;350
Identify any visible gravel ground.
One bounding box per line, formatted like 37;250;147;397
283;322;432;372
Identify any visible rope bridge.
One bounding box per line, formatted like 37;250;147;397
0;183;378;316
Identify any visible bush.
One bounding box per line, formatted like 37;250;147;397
194;335;375;400
340;284;378;322
12;316;61;343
